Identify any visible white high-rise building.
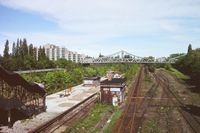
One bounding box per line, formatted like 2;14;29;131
44;44;86;63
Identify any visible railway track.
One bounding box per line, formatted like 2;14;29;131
112;65;144;133
29;93;99;133
154;72;200;133
134;83;159;132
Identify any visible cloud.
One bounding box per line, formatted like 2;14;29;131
0;0;200;56
1;0;200;35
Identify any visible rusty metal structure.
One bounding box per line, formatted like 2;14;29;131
0;66;46;126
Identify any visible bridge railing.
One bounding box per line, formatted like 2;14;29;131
80;50;181;64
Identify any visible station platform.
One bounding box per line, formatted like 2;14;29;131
0;84;99;133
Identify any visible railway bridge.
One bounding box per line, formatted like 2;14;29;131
80;50;182;64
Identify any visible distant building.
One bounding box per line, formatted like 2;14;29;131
44;44;86;63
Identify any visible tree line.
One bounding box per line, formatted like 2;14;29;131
0;39;140;94
0;39;55;71
173;44;200;87
22;63;139;94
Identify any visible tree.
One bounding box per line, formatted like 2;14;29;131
99;53;104;57
41;47;46;59
70;68;84;84
187;44;192;54
44;71;70;94
19;39;23;58
29;44;34;57
22;38;28;57
3;40;9;58
12;42;16;57
84;67;97;77
174;48;200;90
0;54;3;66
38;46;47;61
16;39;19;57
55;58;69;68
33;47;38;60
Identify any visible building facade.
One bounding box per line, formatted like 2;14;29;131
100;78;126;106
44;44;86;63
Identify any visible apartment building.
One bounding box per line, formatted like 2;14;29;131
44;44;85;63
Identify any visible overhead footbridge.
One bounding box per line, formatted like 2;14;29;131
0;66;46;126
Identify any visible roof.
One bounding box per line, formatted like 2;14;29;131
100;78;126;85
0;66;46;96
84;76;100;80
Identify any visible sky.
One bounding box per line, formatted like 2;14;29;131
0;0;200;57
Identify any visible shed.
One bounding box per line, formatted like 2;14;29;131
100;78;126;106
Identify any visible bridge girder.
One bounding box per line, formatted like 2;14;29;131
80;50;178;64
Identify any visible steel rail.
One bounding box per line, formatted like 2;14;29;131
113;65;144;133
155;73;200;133
133;83;159;133
29;93;98;133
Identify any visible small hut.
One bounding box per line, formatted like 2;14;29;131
100;78;126;106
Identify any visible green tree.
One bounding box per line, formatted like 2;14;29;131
22;38;28;57
70;68;84;84
84;67;97;77
3;40;9;58
33;47;38;60
29;44;34;57
174;48;200;89
99;53;104;57
187;44;192;54
44;71;70;94
12;42;16;57
16;39;20;57
0;54;3;66
38;46;47;61
19;39;24;59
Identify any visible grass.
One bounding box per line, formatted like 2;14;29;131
65;103;114;133
144;74;152;82
103;107;122;133
141;117;160;133
169;68;189;80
